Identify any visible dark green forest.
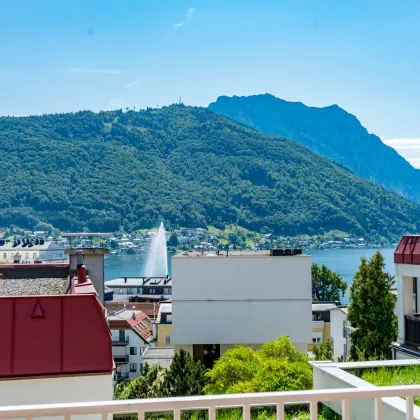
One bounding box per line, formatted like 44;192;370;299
0;105;419;238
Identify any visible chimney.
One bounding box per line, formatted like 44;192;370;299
76;250;88;284
124;277;127;284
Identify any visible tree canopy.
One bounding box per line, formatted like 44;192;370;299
347;251;398;360
312;263;347;303
0;106;419;239
204;337;312;394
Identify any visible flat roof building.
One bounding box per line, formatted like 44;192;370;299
172;249;312;367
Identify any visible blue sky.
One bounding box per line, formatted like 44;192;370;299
1;0;420;166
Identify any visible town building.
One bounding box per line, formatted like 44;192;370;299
0;239;65;264
142;347;175;369
106;276;172;301
311;302;348;361
0;251;114;408
392;235;420;359
155;302;173;346
172;249;312;367
108;309;153;381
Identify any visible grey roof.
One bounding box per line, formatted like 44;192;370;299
174;250;309;258
106;277;172;288
312;303;339;312
142;347;175;359
0;241;63;251
0;278;69;296
159;303;172;314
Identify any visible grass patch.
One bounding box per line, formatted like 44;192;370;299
361;365;420;406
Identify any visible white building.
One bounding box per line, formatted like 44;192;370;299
106;276;172;297
108;309;154;381
0;239;65;264
172;249;312;366
392;235;420;359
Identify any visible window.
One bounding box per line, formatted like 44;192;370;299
3;253;6;260
312;332;323;344
166;314;172;323
119;330;125;341
130;347;137;355
149;288;156;294
165;334;171;344
33;253;37;259
129;363;137;372
25;253;29;260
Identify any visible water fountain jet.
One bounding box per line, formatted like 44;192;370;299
144;222;168;277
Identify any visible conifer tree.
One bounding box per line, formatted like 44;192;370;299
347;251;397;360
162;349;207;396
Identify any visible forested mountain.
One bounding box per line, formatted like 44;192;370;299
0;105;419;239
209;94;420;203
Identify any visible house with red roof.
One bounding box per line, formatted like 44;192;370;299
108;308;153;381
0;250;114;407
393;235;420;359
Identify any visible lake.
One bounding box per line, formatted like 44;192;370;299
104;247;395;303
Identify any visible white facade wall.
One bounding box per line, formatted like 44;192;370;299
172;254;311;347
395;263;420;343
110;329;145;377
329;309;347;360
0;373;113;410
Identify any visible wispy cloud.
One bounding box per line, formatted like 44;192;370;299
185;8;196;21
383;138;420;169
65;67;122;75
125;79;139;88
171;8;196;34
106;97;127;110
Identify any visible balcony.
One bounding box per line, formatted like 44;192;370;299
112;337;129;346
405;314;420;346
1;386;420;420
114;355;129;365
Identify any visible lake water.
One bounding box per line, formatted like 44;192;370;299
104;247;395;303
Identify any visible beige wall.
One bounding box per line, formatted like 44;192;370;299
308;322;331;352
0;373;113;406
157;324;173;347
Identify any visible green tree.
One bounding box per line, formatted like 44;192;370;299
312;264;347;303
347;251;397;361
313;338;334;361
114;363;165;400
204;336;312;395
162;349;207;396
167;232;179;247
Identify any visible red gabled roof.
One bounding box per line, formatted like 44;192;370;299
109;312;152;342
394;235;420;265
0;294;113;378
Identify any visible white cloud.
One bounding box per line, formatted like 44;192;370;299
65;68;122;75
185;8;196;21
106;97;127;110
382;138;420;169
171;8;196;34
125;79;139;88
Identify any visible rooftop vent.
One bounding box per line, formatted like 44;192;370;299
270;248;302;256
40;239;45;245
0;239;4;246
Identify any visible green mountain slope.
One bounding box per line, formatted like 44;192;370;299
209;94;420;203
0;105;419;239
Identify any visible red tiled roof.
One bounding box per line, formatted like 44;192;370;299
394;235;420;265
109;312;153;342
0;294;113;378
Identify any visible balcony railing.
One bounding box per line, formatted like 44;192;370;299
112;337;129;346
114;355;129;364
1;385;420;420
405;314;420;346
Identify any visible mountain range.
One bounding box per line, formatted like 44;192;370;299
0;105;419;240
209;94;420;203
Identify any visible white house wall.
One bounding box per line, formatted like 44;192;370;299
172;255;311;345
330;310;346;360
